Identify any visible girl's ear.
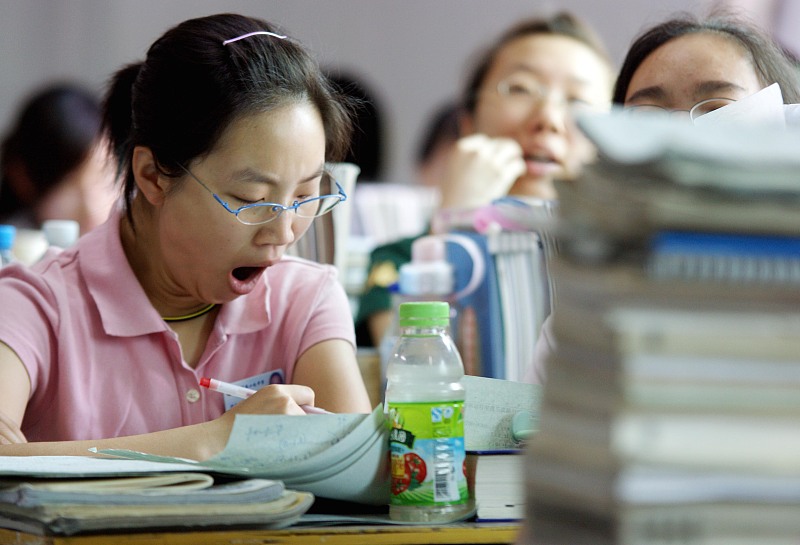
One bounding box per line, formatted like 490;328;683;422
131;146;167;206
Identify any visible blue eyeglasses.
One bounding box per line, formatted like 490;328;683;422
180;164;347;226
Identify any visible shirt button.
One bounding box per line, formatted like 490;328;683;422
185;388;200;403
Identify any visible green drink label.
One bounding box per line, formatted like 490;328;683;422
387;401;469;506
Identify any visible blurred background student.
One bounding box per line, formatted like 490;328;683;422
0;83;118;240
414;102;463;190
356;11;613;349
327;71;387;183
352;100;461;346
524;10;800;386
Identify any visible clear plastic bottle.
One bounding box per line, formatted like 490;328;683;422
378;236;455;395
0;225;17;268
385;301;474;522
42;219;80;249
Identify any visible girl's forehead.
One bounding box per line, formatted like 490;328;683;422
488;34;610;86
627;33;762;103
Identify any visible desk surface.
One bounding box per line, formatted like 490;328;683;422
0;523;519;545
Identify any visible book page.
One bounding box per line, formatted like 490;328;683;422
206;408;372;470
0;456;205;478
98;407;391;506
462;375;541;451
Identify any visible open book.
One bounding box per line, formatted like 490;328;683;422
100;404;391;506
0;376;540;534
98;377;540;507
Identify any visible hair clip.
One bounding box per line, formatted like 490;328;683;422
222;31;287;46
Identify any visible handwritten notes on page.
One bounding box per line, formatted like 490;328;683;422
208;412;363;468
96;375;542;505
100;405;391;506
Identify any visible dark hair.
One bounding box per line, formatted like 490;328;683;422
462;12;611;114
613;12;800;104
327;71;385;180
0;83;102;217
415;102;462;166
102;13;353;221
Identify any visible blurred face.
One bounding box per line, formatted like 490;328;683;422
624;32;764;112
157;102;326;304
467;34;612;197
36;139;118;234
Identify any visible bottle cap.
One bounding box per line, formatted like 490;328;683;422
0;225;16;250
399;301;450;328
42;219;80;248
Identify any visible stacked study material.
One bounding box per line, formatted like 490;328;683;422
0;457;312;536
440;197;558;380
525;109;800;544
462;375;541;522
466;450;525;521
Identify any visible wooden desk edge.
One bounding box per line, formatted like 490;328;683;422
0;522;520;545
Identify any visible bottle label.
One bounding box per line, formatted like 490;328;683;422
387;401;468;507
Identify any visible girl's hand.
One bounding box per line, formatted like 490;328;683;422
230;384;315;416
201;384;316;458
439;134;525;210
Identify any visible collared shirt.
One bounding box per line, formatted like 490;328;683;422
0;209;354;442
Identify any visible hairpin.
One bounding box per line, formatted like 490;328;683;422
223;31;287;46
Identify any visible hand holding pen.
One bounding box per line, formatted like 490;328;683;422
200;377;331;415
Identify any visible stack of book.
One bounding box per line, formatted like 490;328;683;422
440;197;558;380
0;457;313;536
462;375;541;522
525;111;800;544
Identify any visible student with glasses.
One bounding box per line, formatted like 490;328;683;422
357;12;614;349
524;11;800;385
0;13;371;457
615;12;800;117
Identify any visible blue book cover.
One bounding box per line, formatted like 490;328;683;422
649;230;800;284
446;231;505;379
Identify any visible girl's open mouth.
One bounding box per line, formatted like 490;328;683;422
229;266;266;295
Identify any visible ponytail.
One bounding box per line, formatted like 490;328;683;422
102;62;142;216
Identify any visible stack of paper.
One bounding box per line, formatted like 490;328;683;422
0;456;312;536
527;104;800;544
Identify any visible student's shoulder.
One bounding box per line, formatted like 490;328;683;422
369;233;423;265
0;246;78;293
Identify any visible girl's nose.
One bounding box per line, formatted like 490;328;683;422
254;209;296;246
525;91;568;134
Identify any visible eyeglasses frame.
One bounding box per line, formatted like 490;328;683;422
624;97;737;123
179;164;347;225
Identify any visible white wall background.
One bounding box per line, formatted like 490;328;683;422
1;0;784;187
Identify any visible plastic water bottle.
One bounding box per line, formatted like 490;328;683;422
378;236;455;394
385;301;474;522
42;219;80;249
0;225;17;268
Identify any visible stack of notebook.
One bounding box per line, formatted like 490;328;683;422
526;108;800;544
0;457;313;536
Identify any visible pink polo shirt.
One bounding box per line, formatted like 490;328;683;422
0;210;355;442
